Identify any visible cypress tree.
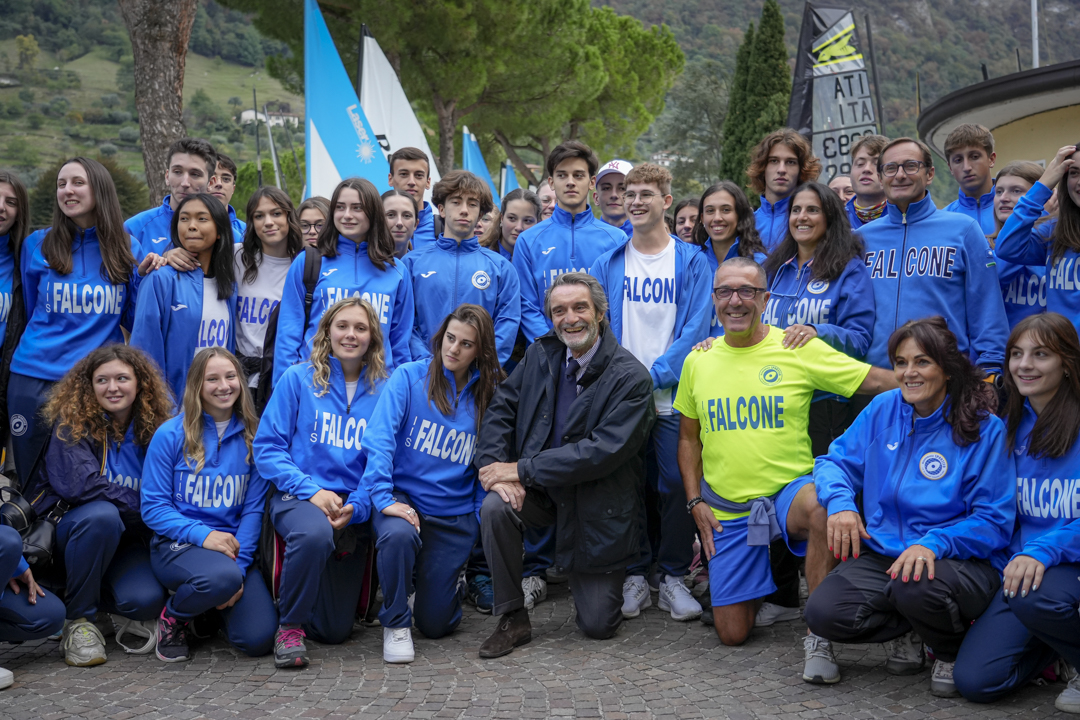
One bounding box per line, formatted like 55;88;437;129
744;0;792;142
719;21;754;184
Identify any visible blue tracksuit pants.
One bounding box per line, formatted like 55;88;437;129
0;525;65;642
629;414;694;578
373;491;477;638
270;491;367;644
8;374;56;485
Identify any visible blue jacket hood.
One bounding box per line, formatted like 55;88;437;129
512;205;625;342
814;389;1015;568
857;192;1008;370
401;235;521;364
755;194;791;251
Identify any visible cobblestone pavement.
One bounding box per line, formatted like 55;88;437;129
0;581;1069;719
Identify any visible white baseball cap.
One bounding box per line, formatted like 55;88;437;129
595;159;634;182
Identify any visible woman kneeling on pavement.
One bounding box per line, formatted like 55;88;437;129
805;316;1015;696
953;313;1080;713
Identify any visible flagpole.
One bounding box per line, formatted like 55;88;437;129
356;23;368;99
253;88;263;188
264;103;285;192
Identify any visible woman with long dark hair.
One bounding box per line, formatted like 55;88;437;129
806;317;1014;696
130;193;237;399
273;178;414;384
479;188;541;261
10;157;147;485
672;198;698;243
382;189;418;258
25;345;172;666
953;313;1080;711
988;161;1049;328
361;304;504;663
0;172;29;451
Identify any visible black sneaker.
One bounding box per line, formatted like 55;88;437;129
274;625;309;668
155;607;190;663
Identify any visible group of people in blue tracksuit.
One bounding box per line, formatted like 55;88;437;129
3;117;1080;716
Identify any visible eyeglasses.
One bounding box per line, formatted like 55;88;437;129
623;191;660;204
880;161;927;177
713;286;767;300
300;221;324;234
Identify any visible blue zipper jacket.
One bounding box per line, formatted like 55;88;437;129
360;360;484;518
995;256;1046;329
412;202;437;252
845;196;887;230
125;196;244;252
13;227;141;382
129;266;237;399
1005;401;1080;568
272;239;414;384
512;205;625;343
995;181;1077;325
763;256;875;360
141;413;267;574
857;193;1008;371
254;359;381;519
590;238;712;393
402;235;521;364
944;185;997;235
700;237;768;334
0;235;15;343
755;194;791;251
815;390;1015;567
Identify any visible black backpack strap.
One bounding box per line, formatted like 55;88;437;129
301;245;322;328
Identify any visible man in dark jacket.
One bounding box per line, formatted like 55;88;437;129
474;272;656;658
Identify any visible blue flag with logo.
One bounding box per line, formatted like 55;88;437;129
501;161;519;198
462;126;499;201
305;0;390;199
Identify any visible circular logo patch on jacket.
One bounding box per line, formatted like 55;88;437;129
919;452;948;480
807;279;830;295
472;270;491;290
9;414;26;437
758;365;782;386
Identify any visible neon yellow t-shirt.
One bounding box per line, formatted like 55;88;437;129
673;326;871;520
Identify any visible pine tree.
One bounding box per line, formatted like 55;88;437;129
719;21;754;184
744;0;791;143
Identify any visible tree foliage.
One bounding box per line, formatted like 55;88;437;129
30;155;150;227
15;35;40;70
719;22;754;184
655;60;728;198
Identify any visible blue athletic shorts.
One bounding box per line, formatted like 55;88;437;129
707;474;814;607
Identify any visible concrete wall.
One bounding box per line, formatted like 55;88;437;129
991;104;1080;167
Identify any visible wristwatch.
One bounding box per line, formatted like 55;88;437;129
686;496;705;513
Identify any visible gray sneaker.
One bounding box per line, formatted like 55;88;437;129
658;575;702;621
884;631;925;675
802;633;840;684
522;575;548;611
0;666;12;690
929;659;960;698
621;575;651;618
754;602;801;627
60;618;108;667
1056;672;1080;714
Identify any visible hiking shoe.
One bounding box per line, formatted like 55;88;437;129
60;618;107;667
383;627;414;663
802;633;840;684
274;625;309;668
155;607;190;663
1057;672;1080;714
930;659;960;698
884;631;925;675
111;615;157;655
621;575;651;618
0;666;13;690
468;574;494;614
478;609;531;659
522;575;548;611
754;602;801;627
658;575;702;621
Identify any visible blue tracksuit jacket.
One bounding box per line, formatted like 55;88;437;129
412;202;437;252
0;235;15;344
124;196;244;252
944;185;997;235
755;194;791;251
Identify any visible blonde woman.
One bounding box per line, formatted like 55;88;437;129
254;297;387;668
141;348;275;663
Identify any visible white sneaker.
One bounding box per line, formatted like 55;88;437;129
754;602;801;627
382;626;414;663
929;659;959;698
0;666;12;690
1057;672;1080;714
60;618;107;667
658;575;702;621
521;575;548;611
802;633;840;684
621;575;651;618
111;615;158;655
883;631;925;675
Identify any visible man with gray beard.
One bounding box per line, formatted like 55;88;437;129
473;272;656;657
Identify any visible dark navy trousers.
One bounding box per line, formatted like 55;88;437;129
8;373;56;486
0;525;65;642
629;413;694;578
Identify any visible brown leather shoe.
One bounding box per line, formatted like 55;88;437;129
478;609;531;658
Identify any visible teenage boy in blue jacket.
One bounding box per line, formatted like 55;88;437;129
594;160;634;238
208;153;247;241
747;129;822;251
388;147;439;252
402;170;520;364
590;163;712;623
513;141;626;344
858;138;1008;375
942;124;997;234
845;134;889;230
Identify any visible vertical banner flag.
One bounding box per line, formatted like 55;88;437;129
501;161;520;198
462;127;499;201
787;2;878;181
359;31;440;198
304;0;390;199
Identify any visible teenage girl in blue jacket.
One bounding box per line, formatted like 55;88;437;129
361;304;504;663
254;297;386;668
130;194;237;400
141;348;275;662
954;313;1080;712
807;317;1015;695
